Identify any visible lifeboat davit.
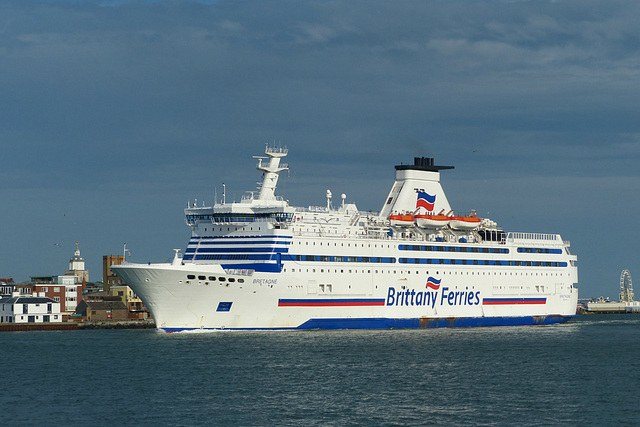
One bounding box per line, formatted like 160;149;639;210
449;215;482;231
415;214;450;229
389;214;415;227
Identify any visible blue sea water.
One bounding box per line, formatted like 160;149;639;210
2;314;639;426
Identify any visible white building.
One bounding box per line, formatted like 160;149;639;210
65;241;89;283
58;275;79;313
0;292;62;323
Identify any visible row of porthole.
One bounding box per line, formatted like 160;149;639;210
299;241;394;248
186;274;245;283
202;227;263;232
285;268;563;277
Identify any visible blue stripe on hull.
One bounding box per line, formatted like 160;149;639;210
218;262;282;272
296;315;573;329
160;315;575;332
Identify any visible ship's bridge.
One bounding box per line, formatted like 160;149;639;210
185;203;295;226
186;144;295;227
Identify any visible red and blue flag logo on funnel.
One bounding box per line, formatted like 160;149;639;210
416;191;436;211
426;277;441;290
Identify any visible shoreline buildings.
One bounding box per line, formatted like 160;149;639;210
1;243;87;322
1;243;150;325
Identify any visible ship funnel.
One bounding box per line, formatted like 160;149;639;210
414;157;435;167
379;156;454;218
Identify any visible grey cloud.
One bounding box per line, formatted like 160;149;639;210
0;0;638;298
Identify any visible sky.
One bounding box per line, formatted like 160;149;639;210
1;0;639;299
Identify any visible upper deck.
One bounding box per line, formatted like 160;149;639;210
183;147;572;255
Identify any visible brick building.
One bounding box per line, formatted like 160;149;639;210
19;276;84;314
103;255;125;294
76;298;128;321
110;285;149;319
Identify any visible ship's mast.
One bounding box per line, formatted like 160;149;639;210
255;146;288;201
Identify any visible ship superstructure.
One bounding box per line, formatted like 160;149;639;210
113;146;578;331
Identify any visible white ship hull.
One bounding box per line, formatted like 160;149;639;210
112;149;578;331
114;233;578;331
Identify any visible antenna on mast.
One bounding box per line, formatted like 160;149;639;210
123;243;132;262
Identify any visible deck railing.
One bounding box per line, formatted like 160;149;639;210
506;232;562;243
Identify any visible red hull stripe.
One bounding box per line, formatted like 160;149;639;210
483;298;547;305
278;298;386;307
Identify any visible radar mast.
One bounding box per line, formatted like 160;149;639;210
254;145;288;201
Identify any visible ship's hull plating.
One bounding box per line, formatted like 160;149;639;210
113;261;578;332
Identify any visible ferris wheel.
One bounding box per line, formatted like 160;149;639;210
620;270;634;302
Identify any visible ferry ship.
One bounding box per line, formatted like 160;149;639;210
112;146;578;331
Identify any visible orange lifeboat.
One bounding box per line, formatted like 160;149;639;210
415;214;450;229
389;214;415;227
449;215;482;231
